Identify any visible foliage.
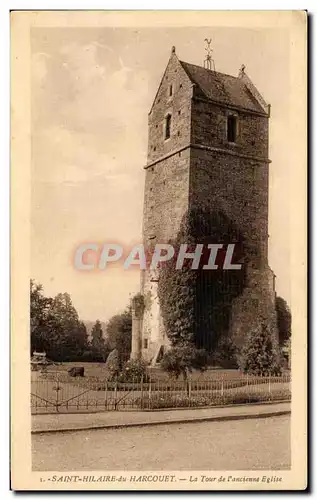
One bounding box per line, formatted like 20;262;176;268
281;337;291;368
90;320;108;361
137;389;291;410
158;208;246;351
211;337;239;368
30;279;106;362
275;296;292;345
45;292;87;361
160;343;210;380
106;306;132;366
118;358;149;383
91;320;104;344
31;280;88;360
131;293;145;315
239;322;282;376
30;280;54;355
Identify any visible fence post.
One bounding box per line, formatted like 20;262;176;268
140;376;144;409
221;378;224;397
268;375;271;398
105;379;108;410
148;378;152;410
114;378;118;410
188;379;191;407
55;378;60;413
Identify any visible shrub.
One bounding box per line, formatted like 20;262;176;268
160;344;210;380
275;296;292;345
106;307;132;366
239;322;282;376
211;337;239;368
117;358;149;383
136;389;291;410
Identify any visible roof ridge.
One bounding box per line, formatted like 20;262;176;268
179;60;240;82
179;59;266;114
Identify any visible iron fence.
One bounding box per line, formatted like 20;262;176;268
31;371;291;414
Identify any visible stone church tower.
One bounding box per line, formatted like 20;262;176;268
131;47;277;364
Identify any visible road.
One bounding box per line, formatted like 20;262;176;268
32;415;290;471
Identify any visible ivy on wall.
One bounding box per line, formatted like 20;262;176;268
158;207;248;353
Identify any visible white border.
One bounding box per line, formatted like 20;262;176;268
4;3;312;499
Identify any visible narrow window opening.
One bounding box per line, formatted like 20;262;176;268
227;115;237;143
165;114;172;140
144;339;148;349
169;84;173;97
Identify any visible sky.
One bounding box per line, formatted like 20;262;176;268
31;26;291;322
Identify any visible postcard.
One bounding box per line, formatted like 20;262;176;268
11;10;307;491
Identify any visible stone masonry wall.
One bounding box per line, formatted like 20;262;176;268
140;54;276;362
141;51;195;362
147;51;193;164
189;149;269;267
190;96;269;159
141;150;191;362
189;96;275;344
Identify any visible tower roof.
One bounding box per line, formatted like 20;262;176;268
179;60;268;114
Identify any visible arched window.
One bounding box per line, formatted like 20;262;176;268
165;114;172;140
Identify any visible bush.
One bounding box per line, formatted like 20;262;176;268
239;322;282;376
106;307;132;366
117;358;149;383
136;389;291;410
211;337;239;368
160;344;210;380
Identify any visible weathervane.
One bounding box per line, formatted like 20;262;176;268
204;38;216;71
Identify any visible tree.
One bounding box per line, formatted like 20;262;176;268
30;280;91;361
90;320;108;361
30;279;54;354
46;293;82;360
106;306;132;366
91;320;103;345
160;343;210;382
75;321;90;358
239;322;282;376
275;296;292;345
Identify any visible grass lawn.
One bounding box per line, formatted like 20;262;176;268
43;361;245;380
31;362;290;414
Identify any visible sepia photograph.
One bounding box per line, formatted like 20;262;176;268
10;10;307;491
